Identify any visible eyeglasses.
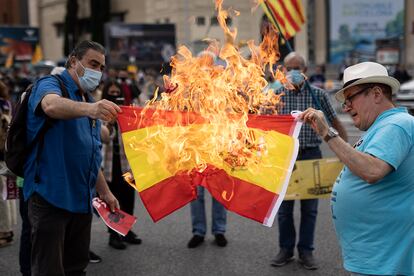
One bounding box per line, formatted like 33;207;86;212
341;86;372;109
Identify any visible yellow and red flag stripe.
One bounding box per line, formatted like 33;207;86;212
261;0;305;40
118;106;301;226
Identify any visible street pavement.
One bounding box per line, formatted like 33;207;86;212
0;112;361;276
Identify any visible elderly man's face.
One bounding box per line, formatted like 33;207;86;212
284;57;305;73
342;84;377;131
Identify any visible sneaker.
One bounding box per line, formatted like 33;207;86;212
187;235;204;248
271;249;294;267
109;233;127;250
298;251;318;270
89;251;102;264
123;231;142;245
214;234;228;247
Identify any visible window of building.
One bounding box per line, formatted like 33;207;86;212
54;23;64;37
196;16;205;26
110;12;126;23
210;16;231;26
2;13;8;24
211;17;218;26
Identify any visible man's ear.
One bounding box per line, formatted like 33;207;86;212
373;86;384;103
68;56;76;69
302;66;307;74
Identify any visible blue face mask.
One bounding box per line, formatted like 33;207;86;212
286;69;304;86
76;61;102;92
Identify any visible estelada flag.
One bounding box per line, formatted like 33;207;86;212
118;106;301;227
261;0;305;40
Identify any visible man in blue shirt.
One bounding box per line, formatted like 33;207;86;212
299;62;414;276
25;41;121;275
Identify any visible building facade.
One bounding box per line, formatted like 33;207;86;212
27;0;414;70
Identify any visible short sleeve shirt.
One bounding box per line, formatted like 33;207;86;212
331;107;414;275
23;70;102;213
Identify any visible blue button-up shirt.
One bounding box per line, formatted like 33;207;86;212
23;70;102;213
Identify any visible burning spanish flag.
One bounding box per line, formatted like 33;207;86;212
118;107;301;226
118;0;301;227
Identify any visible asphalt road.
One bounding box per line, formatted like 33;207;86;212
0;113;361;276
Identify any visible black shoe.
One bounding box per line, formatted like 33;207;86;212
123;231;142;245
271;249;294;267
109;233;127;250
89;250;102;264
214;234;228;247
187;235;204;248
298;251;318;270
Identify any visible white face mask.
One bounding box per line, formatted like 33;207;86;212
75;61;102;91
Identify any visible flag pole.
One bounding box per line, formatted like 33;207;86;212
263;0;323;112
263;0;293;53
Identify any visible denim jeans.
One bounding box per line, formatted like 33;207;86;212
190;186;227;236
277;147;322;253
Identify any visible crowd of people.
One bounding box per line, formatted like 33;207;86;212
0;40;413;276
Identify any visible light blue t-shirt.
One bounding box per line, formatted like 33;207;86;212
331;107;414;275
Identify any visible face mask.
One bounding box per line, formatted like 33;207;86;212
286;69;304;86
76;61;102;91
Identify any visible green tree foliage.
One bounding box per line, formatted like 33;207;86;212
385;11;404;37
339;24;351;42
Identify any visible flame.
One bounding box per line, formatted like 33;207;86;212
125;0;288;177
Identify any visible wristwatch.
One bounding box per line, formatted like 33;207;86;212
323;127;339;142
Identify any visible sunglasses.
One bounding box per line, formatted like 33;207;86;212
341;86;372;109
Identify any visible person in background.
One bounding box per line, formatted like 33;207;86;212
300;61;413;276
392;63;411;84
101;79;142;250
187;185;228;249
0;80;16;249
271;52;347;270
117;70;140;106
187;50;228;250
309;65;326;89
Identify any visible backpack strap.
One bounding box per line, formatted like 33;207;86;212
32;74;70;182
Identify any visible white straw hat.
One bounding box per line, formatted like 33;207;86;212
335;62;400;103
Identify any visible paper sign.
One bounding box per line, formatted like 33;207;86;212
284;158;343;200
2;175;19;200
92;197;137;236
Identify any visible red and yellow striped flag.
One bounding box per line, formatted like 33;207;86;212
261;0;305;39
118;106;301;226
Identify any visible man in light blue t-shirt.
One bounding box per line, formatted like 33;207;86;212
299;62;414;276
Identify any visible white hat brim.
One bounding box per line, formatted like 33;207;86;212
335;76;400;103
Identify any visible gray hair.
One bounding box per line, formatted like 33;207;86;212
64;40;105;68
283;52;306;68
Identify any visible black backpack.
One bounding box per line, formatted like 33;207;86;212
5;74;69;177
